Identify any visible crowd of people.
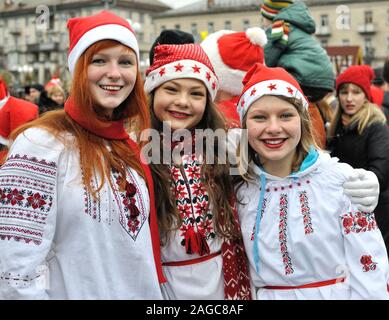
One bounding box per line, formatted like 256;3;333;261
0;0;389;300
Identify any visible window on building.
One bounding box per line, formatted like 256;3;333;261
161;25;166;31
364;11;373;24
320;39;328;48
342;39;350;46
191;23;198;35
140;13;145;23
208;22;214;34
320;14;329;27
243;20;250;31
224;20;231;30
175;24;180;30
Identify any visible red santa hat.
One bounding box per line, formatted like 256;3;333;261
67;10;139;75
201;28;267;96
237;63;309;121
0;96;38;145
0;77;8;101
144;43;219;101
336;65;374;102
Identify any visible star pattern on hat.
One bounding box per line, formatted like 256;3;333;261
159;67;166;76
287;87;294;95
268;83;277;91
144;58;219;101
192;65;201;73
250;88;257;96
240;99;245;108
174;63;184;72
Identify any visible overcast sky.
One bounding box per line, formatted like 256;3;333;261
159;0;199;9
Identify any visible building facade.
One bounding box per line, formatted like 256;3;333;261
0;0;169;89
154;0;389;67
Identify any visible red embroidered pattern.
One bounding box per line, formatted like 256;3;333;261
360;255;378;272
222;238;252;300
279;194;294;275
171;154;215;253
0;154;56;245
112;168;147;241
299;191;314;235
341;211;378;235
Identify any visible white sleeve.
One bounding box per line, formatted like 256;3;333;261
0;128;63;299
339;197;389;300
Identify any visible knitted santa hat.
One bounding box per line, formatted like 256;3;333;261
237;63;309;121
260;0;294;20
144;43;219;101
67;10;139;75
336;65;374;102
200;28;267;97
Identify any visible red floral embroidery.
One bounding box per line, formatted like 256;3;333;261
7;188;25;206
112;169;146;241
279;194;294;275
299;191;314;235
341;211;377;235
360;255;378;272
26;193;47;209
0;154;56;245
171;153;215;255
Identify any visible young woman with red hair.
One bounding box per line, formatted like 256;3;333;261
0;11;165;299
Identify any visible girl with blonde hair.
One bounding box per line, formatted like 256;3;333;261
236;63;389;299
328;64;389;257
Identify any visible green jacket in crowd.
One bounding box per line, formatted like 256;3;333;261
264;1;335;93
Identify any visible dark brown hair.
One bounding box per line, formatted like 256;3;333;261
148;91;240;244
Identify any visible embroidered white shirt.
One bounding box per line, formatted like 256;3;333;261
0;128;162;300
160;153;224;300
237;151;389;300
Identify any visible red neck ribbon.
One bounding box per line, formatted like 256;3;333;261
64;97;166;284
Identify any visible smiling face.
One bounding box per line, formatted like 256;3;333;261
87;44;137;117
245;95;301;176
153;78;207;130
338;83;367;116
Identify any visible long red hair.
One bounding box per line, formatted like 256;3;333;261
10;40;151;196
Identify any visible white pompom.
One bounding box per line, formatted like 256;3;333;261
246;27;268;46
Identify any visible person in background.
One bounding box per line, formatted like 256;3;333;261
37;85;66;114
47;85;66;108
25;84;44;104
201;27;267;128
328;64;389;257
0;76;38;162
259;0;335;149
0;10;164;299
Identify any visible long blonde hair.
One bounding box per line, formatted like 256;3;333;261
329;85;386;138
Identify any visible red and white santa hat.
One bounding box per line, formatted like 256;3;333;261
67;10;139;75
237;63;309;121
201;28;267;96
144;43;219;101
